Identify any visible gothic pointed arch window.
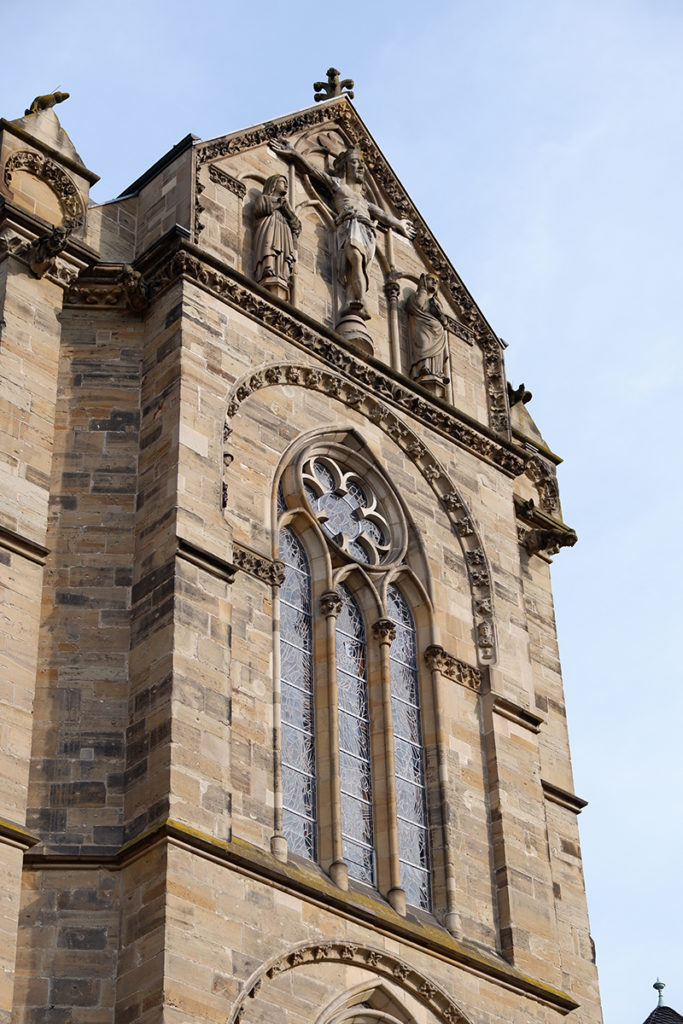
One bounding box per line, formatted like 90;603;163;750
276;436;434;913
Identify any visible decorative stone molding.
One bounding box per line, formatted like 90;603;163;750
139;240;524;476
525;454;561;515
192;100;508;434
224;362;497;661
424;646;482;691
65;262;150;310
229;941;472;1024
3;149;85;231
208;163;247;199
233;543;285;586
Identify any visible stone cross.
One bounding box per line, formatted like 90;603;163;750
313;68;354;102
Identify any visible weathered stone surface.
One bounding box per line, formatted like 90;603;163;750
1;96;600;1024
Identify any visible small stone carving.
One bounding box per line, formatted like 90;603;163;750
270;138;415;345
253;175;301;300
120;265;149;311
25;91;69;116
407;273;449;396
24;225;70;278
313;68;354;102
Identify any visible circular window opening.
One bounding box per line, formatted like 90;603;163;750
301;454;400;566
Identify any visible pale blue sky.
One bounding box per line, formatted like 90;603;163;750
2;2;681;1021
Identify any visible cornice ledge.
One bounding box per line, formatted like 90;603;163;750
0;523;49;566
491;695;544;734
176;537;236;584
541;780;588;814
23;818;578;1013
131;231;526;478
0;815;40;851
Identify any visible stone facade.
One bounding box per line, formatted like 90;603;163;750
0;93;600;1024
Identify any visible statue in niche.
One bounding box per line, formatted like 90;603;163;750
253;174;301;301
406;273;450;394
270;138;415;336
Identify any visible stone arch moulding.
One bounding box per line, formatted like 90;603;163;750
2;150;86;231
227;940;474;1024
222;362;496;664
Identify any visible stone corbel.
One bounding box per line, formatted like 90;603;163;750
514;495;577;558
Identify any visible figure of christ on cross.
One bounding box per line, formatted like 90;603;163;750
270;139;416;321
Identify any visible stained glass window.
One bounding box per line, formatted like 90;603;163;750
336;583;375;885
387;586;431;909
279;528;316;859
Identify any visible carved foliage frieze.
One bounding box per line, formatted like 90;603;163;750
143;246;523;476
228;941;470;1024
424;645;482;691
208;164;247;199
223;362;497;662
192;100;509;434
3;150;85;231
233;544;285;587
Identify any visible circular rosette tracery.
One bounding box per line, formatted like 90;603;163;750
302;455;391;566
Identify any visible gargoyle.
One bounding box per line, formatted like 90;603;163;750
313;68;354;102
25;91;70;115
24;224;71;278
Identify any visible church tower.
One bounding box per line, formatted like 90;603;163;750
0;80;601;1024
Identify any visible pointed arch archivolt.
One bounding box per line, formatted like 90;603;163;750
227;940;474;1024
223;362;496;665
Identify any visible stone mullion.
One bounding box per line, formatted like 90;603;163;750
270;579;286;862
373;618;406;917
320;590;347;890
384;279;401;372
424;644;463;936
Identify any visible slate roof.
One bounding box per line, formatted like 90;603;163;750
643;1007;683;1024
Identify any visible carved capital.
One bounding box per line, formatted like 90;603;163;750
384;280;400;303
372;618;396;644
320;590;342;617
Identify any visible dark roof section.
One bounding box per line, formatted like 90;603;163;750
118;133;199;198
644;1008;683;1024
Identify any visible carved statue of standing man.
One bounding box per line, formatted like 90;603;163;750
406;273;450;393
253;174;301;301
270;138;415;332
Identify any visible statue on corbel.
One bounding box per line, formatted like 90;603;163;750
269;138;415;350
253;174;301;302
406;273;450;398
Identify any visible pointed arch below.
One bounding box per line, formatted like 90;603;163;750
225;363;496;664
228;941;474;1024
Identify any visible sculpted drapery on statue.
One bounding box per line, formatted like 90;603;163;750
253;174;301;300
406;273;450;392
270;139;415;329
